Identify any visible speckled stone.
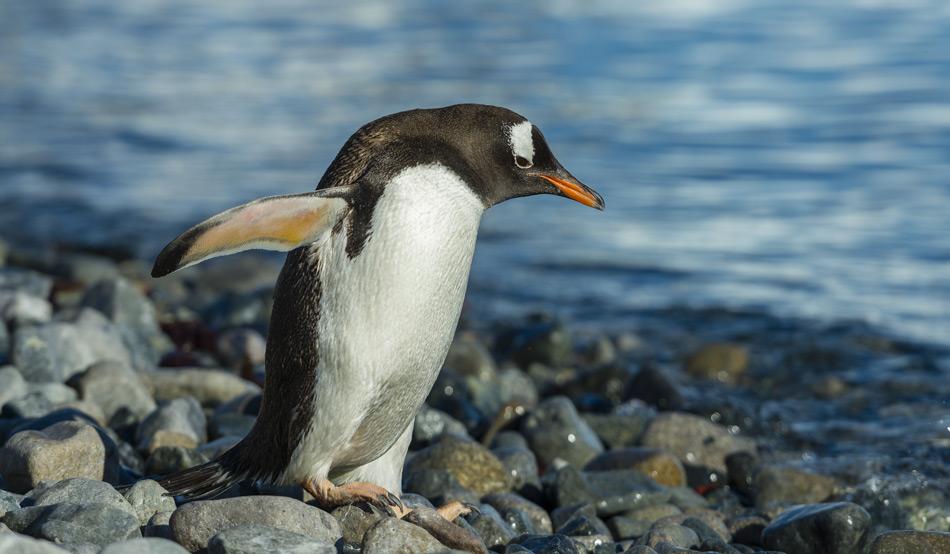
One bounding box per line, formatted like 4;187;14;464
404;434;510;495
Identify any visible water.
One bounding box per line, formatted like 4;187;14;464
1;0;949;346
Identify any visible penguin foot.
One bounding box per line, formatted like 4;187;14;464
302;478;409;517
436;500;478;522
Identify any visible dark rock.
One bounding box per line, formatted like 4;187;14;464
215;328;266;370
101;538;190;554
521;396;604;470
491;431;529;450
122;480;177;526
493;446;542;494
753;465;837;509
582;411;653;450
684;343;748;384
402;468;479;506
607;515;652;540
81;277;173;366
413;404;469;446
445;332;497;378
624;366;683;411
639;412;756;473
667;488;707;510
208;524;336;554
545;466;672;518
641;523;699;550
0;421;117;493
869;530;950;553
681;516;732;552
556;511;611;538
724;452;757;498
70;360;156;421
496;317;574;368
761;502;871;554
511;533;581;554
146;445;208;475
483;492;553;534
404;434;510;495
467;504;518;547
0;323;8;364
208;412;255;440
136;396;206;452
332;505;383;547
624;504;682;524
169;496;341;552
362;517;445;553
586;448;686;488
728;515;767;546
2;501;141;547
144;511;174;541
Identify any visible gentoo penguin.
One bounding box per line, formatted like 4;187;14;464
151;104;604;520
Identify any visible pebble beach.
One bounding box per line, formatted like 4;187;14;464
0;241;947;554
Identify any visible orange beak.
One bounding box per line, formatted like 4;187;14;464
539;174;605;210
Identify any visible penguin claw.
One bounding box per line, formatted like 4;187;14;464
463;502;480;515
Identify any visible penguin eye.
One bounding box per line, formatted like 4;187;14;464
514;155;533;169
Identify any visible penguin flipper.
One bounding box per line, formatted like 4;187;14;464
151;186;352;278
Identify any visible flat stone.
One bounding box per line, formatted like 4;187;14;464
753;465;837;509
136;396;206;451
586;448;686;488
208;524;336;554
0;291;52;326
639;412;756;473
101;537;189;554
145;368;259;408
684;343;749;384
362;517;445;554
521;396;604;470
2;501;141;547
169;496;341;552
0;421;113;493
0;532;72;553
123;480;177;526
70;360;156;420
870;530;950;553
405;434;510;495
483;492;553;534
761;502;871;554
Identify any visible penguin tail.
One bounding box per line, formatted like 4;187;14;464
155;458;248;500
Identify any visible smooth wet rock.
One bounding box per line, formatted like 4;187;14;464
12;309;132;382
484;492;553;535
546;466;672;518
511;533;581;553
684;343;748;384
208;524;336;554
0;532;72;553
869;530;950;553
753;465;837;509
81;277;173;367
0;291;52;326
2;501;141;547
136;396;206;451
761;502;871;554
521;396;603;470
724;452;757;498
332;505;383;547
169;496;341;552
586;448;686;488
123;480;177;526
101;537;189;554
467;504;517;547
640;412;755;473
607;515;652;540
583;411;653;450
145;368;259;407
70;360;156;420
641;523;700;550
728;514;768;546
624;366;683;411
362;517;444;553
405;434;510;495
0;421;114;493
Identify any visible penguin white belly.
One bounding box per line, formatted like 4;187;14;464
282;163;485;482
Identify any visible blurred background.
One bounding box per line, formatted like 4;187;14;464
1;0;948;345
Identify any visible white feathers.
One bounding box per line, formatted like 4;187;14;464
508;120;534;165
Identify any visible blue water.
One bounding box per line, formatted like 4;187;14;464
1;0;949;345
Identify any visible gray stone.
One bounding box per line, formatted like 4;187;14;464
607;515;652;540
761;502;871;554
512;533;581;553
0;366;27;409
753;465;837;509
70;360;156;420
12;309;131;383
215;328;266;370
362;517;444;554
414;404;469;445
493;446;541;493
208;524;336;554
639;412;756;473
583;413;652;450
0;532;72;553
546;466;671;517
101;538;189;554
498;319;574;368
870;530;950;553
403;468;479;507
445;332;497;378
145;368;259;408
136;396;206;451
467;504;517;547
483;492;553;534
23;478;133;517
207;412;255;440
169;496;341;552
0;320;7;362
146;446;209;475
2;501;140;547
122;480;177;526
521;396;604;469
641;523;700;549
144;511;174;541
54;253;121;284
0;268;53;299
332;505;384;547
0;291;52;326
405;434;510;495
81;277;173;367
0;421;115;493
0;491;21;519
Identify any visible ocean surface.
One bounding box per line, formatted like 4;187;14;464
1;0;949;347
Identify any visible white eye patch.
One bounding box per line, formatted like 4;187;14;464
508;120;534;166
